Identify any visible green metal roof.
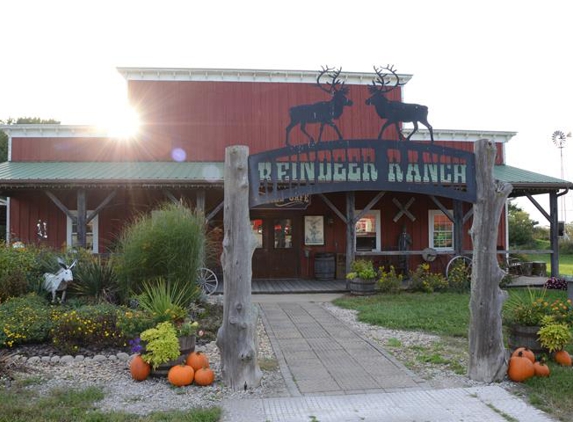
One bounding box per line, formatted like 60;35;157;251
0;162;225;189
0;162;570;194
494;165;573;193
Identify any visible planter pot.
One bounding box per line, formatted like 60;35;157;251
508;325;544;354
149;335;196;378
348;278;376;296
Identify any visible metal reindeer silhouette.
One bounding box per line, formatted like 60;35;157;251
366;65;434;142
285;66;353;146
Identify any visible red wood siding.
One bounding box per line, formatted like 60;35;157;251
10;79;506;165
8;189;223;252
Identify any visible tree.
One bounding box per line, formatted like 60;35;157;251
507;200;538;247
0;117;60;162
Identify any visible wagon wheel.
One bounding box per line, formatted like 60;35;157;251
445;255;473;282
196;267;218;296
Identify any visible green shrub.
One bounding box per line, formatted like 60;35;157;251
115;203;206;303
0;244;52;301
446;258;471;293
137;278;194;323
50;304;126;354
409;263;448;293
378;265;402;293
115;308;156;339
69;255;119;303
0;294;54;347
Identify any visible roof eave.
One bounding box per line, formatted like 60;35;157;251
117;66;413;86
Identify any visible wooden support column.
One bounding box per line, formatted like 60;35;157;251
468;139;512;382
453;200;464;256
197;189;206;214
77;189;87;249
216;146;262;391
549;191;560;278
345;192;356;276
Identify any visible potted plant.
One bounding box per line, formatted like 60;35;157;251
139;321;181;376
176;319;199;356
503;288;551;353
537;316;573;365
346;259;377;296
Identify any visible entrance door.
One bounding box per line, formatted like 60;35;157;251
251;217;299;279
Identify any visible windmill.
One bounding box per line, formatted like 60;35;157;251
552;130;571;234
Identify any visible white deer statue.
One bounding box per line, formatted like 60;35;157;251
43;258;77;303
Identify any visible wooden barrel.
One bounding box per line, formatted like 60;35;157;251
178;335;196;357
348;278;376;296
314;253;335;280
531;261;547;277
508;325;544;354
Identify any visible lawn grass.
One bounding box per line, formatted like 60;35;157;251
333;289;567;338
334;292;471;337
0;383;222;422
333;289;573;421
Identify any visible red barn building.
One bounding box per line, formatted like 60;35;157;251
0;67;570;281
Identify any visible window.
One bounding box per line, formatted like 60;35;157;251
67;211;98;253
355;210;381;251
429;210;453;250
273;219;292;249
250;219;263;248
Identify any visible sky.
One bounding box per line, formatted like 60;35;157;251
1;0;572;224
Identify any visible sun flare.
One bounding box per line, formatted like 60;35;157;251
99;104;141;139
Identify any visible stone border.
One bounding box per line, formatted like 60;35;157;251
13;352;132;365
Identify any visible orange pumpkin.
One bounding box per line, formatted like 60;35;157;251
129;355;151;382
194;366;215;386
186;351;210;371
511;347;535;364
168;364;194;387
533;361;550;377
507;352;535;382
554;350;572;366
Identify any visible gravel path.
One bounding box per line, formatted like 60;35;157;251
10;300;514;415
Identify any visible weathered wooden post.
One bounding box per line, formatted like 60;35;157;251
216;145;262;391
468;139;513;382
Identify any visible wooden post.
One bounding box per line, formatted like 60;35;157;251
345;192;356;276
549;191;559;278
77;189;87;249
216;145;262;391
453;199;464;256
468;139;513;382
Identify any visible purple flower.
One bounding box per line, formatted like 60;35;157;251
129;337;143;354
544;277;567;290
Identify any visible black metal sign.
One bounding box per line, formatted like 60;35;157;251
249;140;476;206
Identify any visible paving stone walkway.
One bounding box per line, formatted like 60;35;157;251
221;296;555;421
259;301;427;395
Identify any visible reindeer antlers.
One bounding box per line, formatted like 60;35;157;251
316;66;344;94
370;64;404;94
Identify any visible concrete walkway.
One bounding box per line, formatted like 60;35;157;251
259;301;426;395
221;294;555;421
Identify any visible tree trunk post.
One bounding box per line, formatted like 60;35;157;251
216;145;262;391
468;139;513;382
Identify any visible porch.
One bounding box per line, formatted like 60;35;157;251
212;275;547;294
